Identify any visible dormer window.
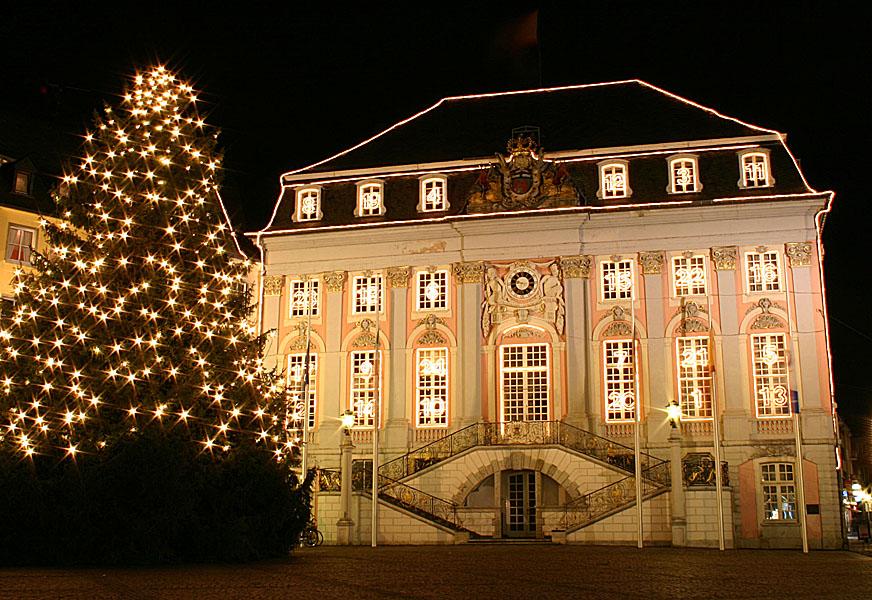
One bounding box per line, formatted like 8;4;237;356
356;181;385;217
668;156;700;193
739;150;774;188
418;176;448;212
597;161;630;199
294;187;322;222
14;171;31;195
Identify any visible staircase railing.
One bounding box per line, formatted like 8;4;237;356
380;420;665;482
559;458;671;531
320;463;470;533
369;474;469;533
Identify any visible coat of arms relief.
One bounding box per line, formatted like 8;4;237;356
482;261;565;339
466;128;580;213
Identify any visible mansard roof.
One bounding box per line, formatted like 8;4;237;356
255;80;826;237
283;80;770;180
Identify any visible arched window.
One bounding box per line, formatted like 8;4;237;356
287;353;317;429
668;156;700;193
355;181;385;217
598;161;630;199
603;339;636;422
500;342;550;423
751;333;790;418
739;150;773;188
295;187;322;222
415;347;448;427
349;350;381;428
419;176;448;212
675;336;712;420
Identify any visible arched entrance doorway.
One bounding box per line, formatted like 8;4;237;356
464;469;567;539
503;470;537;537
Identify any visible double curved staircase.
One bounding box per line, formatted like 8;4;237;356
337;421;672;538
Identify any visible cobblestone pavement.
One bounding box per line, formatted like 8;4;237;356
1;545;870;600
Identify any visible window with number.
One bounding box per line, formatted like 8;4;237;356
752;333;790;417
740;152;771;188
745;251;781;293
287;353;317;429
601;259;633;300
289;279;320;317
419;177;448;212
416;347;448;427
5;225;35;265
669;157;699;193
604;340;637;422
676;337;712;419
356;182;384;217
672;255;707;296
352;274;383;314
500;344;549;422
295;188;321;222
761;462;796;520
416;270;448;311
350;350;380;428
599;162;629;199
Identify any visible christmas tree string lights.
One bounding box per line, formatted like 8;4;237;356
0;66;301;460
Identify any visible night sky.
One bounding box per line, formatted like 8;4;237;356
1;2;868;418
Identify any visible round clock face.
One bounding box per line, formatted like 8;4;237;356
509;270;537;297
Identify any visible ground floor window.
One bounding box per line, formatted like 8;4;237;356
762;462;796;521
500;343;549;422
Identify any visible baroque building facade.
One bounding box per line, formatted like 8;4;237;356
251;80;839;548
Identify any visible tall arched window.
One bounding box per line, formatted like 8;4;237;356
500;342;550;422
751;333;790;418
603;339;637;422
415;347;448;427
675;336;712;420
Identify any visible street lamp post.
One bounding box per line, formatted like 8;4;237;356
667;401;686;547
336;410;355;545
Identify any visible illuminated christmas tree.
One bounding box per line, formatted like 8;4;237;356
0;66;296;460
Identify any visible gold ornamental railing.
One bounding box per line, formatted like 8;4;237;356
379;420;666;482
559;459;671;531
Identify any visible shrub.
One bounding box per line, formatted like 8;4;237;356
0;428;311;566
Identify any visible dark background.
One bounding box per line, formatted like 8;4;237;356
0;2;868;420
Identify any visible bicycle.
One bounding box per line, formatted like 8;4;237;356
300;521;324;547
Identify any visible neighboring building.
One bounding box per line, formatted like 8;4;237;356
251;80;839;548
0;110;65;298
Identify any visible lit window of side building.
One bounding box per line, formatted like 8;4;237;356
251;81;838;549
1;148;62;300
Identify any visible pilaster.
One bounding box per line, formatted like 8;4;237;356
385;267;411;451
453;261;484;426
319;270;346;451
711;246;749;441
639;251;668;442
785;242;830;438
261;274;284;372
561;255;591;426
